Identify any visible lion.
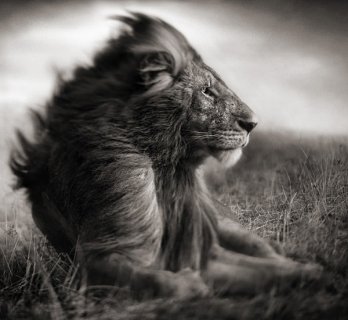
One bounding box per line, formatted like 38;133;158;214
11;13;321;298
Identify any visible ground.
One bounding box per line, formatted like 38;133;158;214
0;131;347;319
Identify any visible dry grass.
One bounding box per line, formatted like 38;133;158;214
1;132;347;319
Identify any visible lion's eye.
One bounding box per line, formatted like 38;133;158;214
201;86;215;99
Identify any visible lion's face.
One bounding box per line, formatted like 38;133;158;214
172;61;257;165
118;13;258;165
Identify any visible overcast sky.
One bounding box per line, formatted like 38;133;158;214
1;0;348;135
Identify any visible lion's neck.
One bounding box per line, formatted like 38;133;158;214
155;165;217;271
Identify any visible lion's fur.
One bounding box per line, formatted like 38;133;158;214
10;13;323;297
11;13;221;272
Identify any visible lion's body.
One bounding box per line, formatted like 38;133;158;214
11;13;321;297
12;51;218;273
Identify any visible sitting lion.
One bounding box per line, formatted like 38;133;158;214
11;13;321;298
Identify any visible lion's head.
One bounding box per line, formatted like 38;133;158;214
111;13;257;167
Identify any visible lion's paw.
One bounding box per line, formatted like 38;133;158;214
299;262;323;281
158;268;209;299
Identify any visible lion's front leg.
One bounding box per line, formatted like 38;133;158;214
85;253;209;299
203;246;322;295
217;218;283;259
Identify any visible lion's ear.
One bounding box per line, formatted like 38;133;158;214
139;52;174;90
113;12;196;94
114;13;192;76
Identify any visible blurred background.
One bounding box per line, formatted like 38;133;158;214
0;0;347;204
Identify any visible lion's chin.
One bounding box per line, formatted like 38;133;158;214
213;148;242;168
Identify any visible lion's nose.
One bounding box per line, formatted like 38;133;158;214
237;117;258;133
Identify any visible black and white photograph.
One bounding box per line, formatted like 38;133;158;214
0;0;347;319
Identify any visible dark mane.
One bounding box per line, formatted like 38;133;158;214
11;13;217;271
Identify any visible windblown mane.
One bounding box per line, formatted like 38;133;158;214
11;13;217;271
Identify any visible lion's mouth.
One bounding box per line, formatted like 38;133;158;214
208;130;249;151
